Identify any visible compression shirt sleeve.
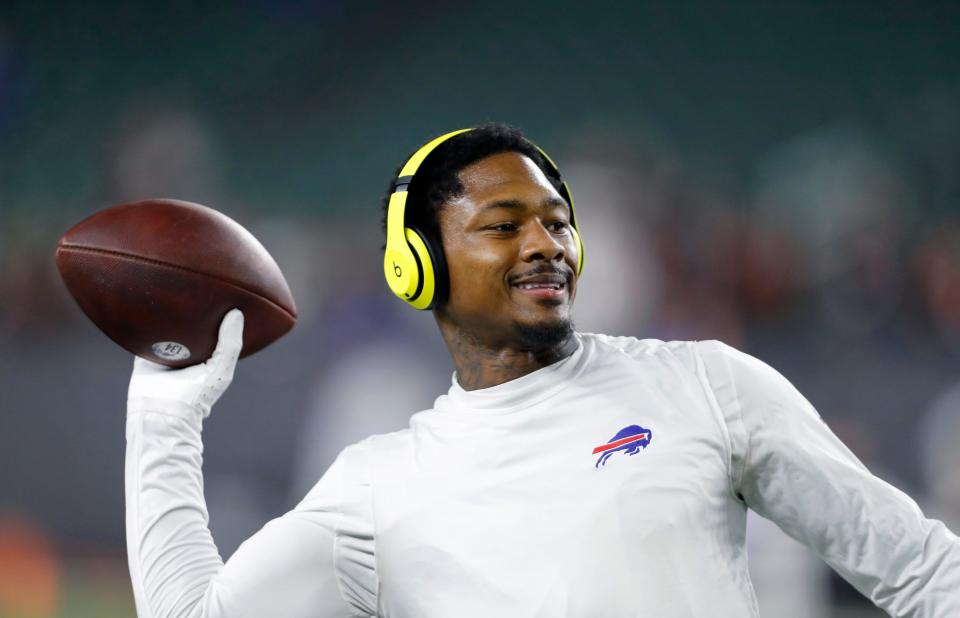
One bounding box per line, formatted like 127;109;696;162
125;399;376;618
695;340;960;618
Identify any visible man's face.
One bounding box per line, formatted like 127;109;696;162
437;151;579;346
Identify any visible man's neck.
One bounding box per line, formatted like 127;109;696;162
438;323;578;391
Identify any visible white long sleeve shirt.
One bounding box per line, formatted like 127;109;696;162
125;334;960;617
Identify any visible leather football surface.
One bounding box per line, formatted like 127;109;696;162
55;199;297;368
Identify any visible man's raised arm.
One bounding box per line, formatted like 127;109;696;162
124;310;370;618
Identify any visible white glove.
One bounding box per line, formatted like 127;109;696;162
127;309;244;418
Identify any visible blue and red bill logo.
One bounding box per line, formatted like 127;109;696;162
593;425;653;468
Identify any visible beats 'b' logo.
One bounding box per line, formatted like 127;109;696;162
393;262;402;277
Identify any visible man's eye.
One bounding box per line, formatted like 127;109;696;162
549;221;569;233
491;223;517;232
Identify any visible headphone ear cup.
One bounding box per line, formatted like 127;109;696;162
570;226;584;275
407;225;448;310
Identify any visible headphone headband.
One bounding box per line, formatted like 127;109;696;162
397;129;472;184
383;127;584;310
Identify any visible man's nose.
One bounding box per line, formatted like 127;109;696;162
520;223;565;263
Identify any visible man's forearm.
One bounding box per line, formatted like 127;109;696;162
125;400;223;618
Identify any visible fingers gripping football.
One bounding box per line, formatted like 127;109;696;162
128;310;245;418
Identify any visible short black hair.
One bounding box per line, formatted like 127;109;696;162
380;122;566;249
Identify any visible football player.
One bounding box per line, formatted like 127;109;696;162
125;124;960;617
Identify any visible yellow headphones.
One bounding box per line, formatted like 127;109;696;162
383;128;584;310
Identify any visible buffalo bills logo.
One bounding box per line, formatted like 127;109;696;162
593;425;652;468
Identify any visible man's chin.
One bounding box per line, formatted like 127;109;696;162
512;317;575;352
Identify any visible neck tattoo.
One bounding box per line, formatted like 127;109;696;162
443;323;577;391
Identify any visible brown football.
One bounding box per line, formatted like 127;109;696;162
55;199;297;368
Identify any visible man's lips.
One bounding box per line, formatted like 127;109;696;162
509;271;571;299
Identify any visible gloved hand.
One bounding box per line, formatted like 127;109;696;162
127;309;245;418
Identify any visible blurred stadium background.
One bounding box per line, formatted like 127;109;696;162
2;1;959;616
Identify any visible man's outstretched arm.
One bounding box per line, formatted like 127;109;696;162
125;310;366;618
697;340;960;617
